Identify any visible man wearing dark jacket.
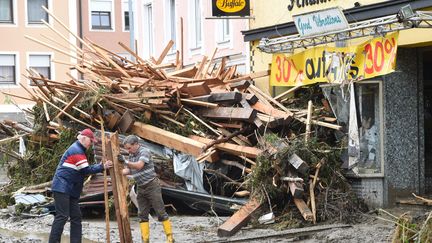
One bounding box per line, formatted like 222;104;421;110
49;128;112;243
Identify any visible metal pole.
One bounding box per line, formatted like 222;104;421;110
128;0;135;62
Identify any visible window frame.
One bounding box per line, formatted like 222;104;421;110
89;0;114;32
0;52;19;87
26;0;49;26
142;2;154;58
164;0;176;54
122;1;130;32
216;18;232;47
0;0;14;24
27;53;53;86
189;0;202;50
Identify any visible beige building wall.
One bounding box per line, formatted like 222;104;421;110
81;0;130;55
0;0;78;114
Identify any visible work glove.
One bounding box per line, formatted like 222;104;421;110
117;154;127;164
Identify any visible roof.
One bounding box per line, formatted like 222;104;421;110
242;0;432;42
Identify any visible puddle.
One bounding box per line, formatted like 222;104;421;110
0;227;100;242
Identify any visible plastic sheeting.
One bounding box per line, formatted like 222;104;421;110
348;83;360;169
171;152;207;194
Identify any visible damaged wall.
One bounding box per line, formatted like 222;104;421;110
382;47;424;206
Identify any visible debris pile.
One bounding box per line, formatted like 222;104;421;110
0;14;366;237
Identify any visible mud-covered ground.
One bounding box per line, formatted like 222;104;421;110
0;214;391;242
0;206;428;242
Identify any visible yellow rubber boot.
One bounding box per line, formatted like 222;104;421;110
140;222;150;243
162;219;174;243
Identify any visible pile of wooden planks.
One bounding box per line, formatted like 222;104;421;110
0;7;347;239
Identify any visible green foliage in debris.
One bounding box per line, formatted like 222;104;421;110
6;129;77;193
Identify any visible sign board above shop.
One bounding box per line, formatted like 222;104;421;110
293;7;348;37
211;0;250;17
270;32;399;87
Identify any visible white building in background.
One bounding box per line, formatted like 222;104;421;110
132;0;250;73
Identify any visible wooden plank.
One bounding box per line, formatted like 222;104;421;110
287;169;304;199
217;198;262;237
118;110;135;133
131;122;206;157
293;198;313;222
53;92;83;120
243;93;258;105
288;153;310;175
198;107;257;122
194;56;208;79
169;65;197;78
109;133;133;242
210;92;242;104
190;135;262;158
229;80;251;90
183;82;211;97
181;98;218;108
305;100;313;142
156;40;174;65
252;101;292;120
274;85;301;101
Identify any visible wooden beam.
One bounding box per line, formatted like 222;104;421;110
288;153;310;175
156;40;174;65
189;135;262;158
274;85;301;101
198;107;257;122
305;100;313;142
131;122;206;157
53;92;83;120
293;198;313;222
217;198;262;237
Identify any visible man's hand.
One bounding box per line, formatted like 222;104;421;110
104;160;113;169
122;167;130;175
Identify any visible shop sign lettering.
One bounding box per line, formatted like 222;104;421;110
288;0;333;12
270;32;399;86
212;0;250;17
293;7;348;37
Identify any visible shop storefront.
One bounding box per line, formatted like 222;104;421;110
243;0;432;207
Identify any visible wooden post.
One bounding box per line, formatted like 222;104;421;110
305;100;313;143
100;121;110;243
105;133;132;243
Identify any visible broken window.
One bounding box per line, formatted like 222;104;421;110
354;82;382;175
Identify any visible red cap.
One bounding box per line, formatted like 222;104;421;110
79;128;97;142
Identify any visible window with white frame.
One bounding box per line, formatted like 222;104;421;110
143;3;153;57
27;0;48;24
29;54;51;82
190;0;202;49
90;0;112;30
0;54;16;85
123;1;129;31
218;19;231;43
0;0;13;23
166;0;176;50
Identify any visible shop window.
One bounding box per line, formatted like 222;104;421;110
27;0;48;24
355;82;382;175
322;81;383;176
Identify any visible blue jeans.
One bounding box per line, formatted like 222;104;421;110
48;192;82;243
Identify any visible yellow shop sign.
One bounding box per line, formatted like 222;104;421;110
212;0;250;17
216;0;246;13
270;32;399;86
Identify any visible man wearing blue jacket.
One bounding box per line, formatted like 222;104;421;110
49;128;112;243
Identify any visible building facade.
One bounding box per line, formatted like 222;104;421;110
243;0;432;207
0;0;78;120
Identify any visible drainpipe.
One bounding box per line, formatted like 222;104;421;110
129;0;135;62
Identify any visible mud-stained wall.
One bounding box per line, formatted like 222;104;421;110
382;48;424;205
